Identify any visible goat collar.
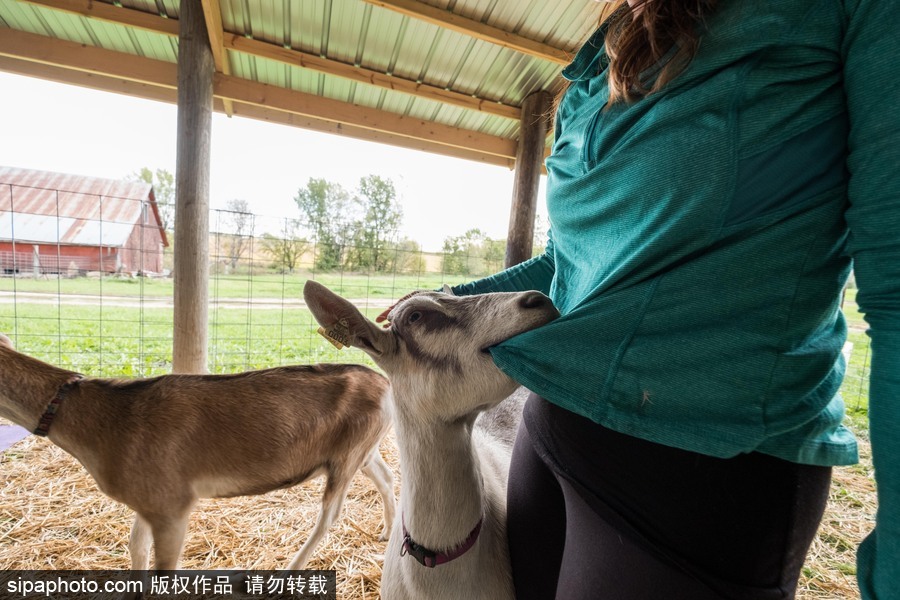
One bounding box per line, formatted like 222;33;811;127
401;514;483;568
33;375;83;437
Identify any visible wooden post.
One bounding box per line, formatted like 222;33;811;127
505;90;551;268
172;0;214;374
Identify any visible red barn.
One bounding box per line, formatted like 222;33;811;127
0;167;169;275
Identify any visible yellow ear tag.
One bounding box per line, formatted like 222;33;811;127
317;319;351;350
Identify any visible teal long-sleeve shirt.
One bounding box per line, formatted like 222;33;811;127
453;1;899;597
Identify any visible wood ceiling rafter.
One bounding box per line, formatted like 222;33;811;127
15;0;524;121
18;0;180;35
0;54;515;168
199;0;234;116
360;0;573;66
224;36;522;121
0;28;519;165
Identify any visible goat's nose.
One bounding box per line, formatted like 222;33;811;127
519;291;551;310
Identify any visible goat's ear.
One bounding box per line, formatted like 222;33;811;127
303;280;392;357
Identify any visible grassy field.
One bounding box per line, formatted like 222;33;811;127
0;271;456;376
839;289;871;429
0;273;872;424
0;271;450;300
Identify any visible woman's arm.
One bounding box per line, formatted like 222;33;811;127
450;235;556;296
843;1;900;597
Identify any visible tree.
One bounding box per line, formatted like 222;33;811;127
483;238;506;274
442;228;491;276
261;219;309;273
386;238;426;274
222;199;253;270
131;167;175;231
347;175;404;272
442;234;467;276
294;178;354;271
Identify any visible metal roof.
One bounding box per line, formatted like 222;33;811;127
0;166;168;247
0;0;607;168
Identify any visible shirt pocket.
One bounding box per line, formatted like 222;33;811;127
724;114;849;228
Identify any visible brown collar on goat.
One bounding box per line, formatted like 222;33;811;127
33;374;83;437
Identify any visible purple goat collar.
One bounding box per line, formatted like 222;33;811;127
33;375;83;437
401;515;484;568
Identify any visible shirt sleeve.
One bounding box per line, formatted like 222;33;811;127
842;1;900;597
450;234;556;296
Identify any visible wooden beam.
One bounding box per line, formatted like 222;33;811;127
0;57;518;171
19;0;522;120
229;102;516;168
172;0;215;374
361;0;572;65
214;73;517;158
506;90;551;267
16;0;180;36
0;29;516;160
0;27;177;88
0;54;514;167
200;0;234;117
225;36;521;121
0;55;178;103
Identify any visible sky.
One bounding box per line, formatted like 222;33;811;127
0;71;548;252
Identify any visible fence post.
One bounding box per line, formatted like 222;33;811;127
505;90;551;268
172;0;214;374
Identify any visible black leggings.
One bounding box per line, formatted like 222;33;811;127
507;394;832;600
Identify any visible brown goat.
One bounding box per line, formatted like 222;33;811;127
0;333;395;571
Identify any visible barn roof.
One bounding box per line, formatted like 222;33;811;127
0;166;169;248
0;0;610;169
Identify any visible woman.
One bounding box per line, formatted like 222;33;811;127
393;0;897;597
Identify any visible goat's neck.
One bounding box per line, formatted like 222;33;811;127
0;365;74;431
392;392;484;551
0;366;107;474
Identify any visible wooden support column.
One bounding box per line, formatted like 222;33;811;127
172;0;214;374
505;90;551;268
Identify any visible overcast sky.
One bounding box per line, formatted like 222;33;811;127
0;71;547;252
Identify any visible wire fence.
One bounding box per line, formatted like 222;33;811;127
0;182;872;418
0;181;499;376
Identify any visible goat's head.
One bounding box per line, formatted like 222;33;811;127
303;281;558;422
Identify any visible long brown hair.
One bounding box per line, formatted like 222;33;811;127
603;0;719;104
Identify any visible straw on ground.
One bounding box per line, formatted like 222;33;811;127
0;421;875;599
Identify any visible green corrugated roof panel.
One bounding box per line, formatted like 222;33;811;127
1;1;177;64
118;0;178;19
237;0;585;125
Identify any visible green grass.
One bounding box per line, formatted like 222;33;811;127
0;275;872;431
0;274;173;297
839;288;871;423
841;288;866;330
0;268;454;376
0;302;386;377
0;270;452;300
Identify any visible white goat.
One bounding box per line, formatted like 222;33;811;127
0;333;395;571
303;281;558;600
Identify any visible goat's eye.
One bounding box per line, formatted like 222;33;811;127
407;311;423;324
